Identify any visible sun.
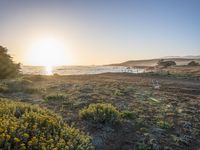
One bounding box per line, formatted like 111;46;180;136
26;37;72;68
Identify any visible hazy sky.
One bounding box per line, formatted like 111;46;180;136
0;0;199;65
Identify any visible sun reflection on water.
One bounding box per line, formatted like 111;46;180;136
45;66;53;75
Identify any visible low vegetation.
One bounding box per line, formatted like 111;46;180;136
0;99;94;150
45;94;68;103
79;103;121;124
121;110;136;120
0;78;43;94
0;73;199;149
136;143;151;150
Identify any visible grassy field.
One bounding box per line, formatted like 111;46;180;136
0;71;200;149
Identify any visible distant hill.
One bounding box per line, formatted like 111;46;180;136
110;57;200;67
163;55;200;59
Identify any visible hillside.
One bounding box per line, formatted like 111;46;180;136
111;57;200;67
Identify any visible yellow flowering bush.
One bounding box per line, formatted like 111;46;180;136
79;103;121;124
0;99;94;150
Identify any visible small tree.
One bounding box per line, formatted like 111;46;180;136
0;46;20;79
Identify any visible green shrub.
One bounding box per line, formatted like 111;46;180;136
20;79;33;85
0;99;94;150
79;103;121;124
121;111;136;120
4;79;41;94
0;85;9;93
135;119;147;129
136;143;151;150
157;120;170;129
114;89;122;96
6;79;33;87
45;94;68;104
23;88;42;94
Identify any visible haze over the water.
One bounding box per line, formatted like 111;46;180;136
0;0;199;66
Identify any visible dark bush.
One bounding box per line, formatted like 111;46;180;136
0;46;20;79
188;61;199;66
157;59;176;68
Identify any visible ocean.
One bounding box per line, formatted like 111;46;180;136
21;66;145;75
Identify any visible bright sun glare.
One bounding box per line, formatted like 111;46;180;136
26;37;72;75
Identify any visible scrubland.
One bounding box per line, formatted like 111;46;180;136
0;67;200;149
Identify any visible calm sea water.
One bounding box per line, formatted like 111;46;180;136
21;66;145;75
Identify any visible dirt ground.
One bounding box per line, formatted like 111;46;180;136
0;72;200;150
